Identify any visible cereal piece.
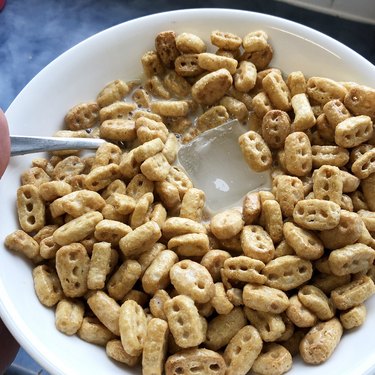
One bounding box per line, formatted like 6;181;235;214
226;288;243;306
261;110;291;149
96;79;129;108
142;250;178;295
243;284;289;314
240;44;273;71
4;230;40;260
21;167;51;187
351;148;375;179
39;235;60;259
313;165;343;205
17;184;45;233
132;88;150;108
100;119;136;142
142;318;169;375
319;210;362;250
286;295;318;328
298;285;335;321
168;233;209;257
165;166;193;198
39;181;72;202
241;225;274;263
242;192;261;224
119;300;147;356
133;138;165;164
274;240;294;258
341;170;360;193
87;241;115;290
192;68;233;105
316;113;335;142
262;71;291;112
165;348;226;375
162;217;206;239
175;53;205;77
283;222;324;260
197;52;238;75
252;91;273;118
205;307;247;350
155;181;181;209
262;255;313;291
234;60;257;92
94;219;132;246
339;303;366;330
149;289;171;320
328;243;375;276
311;145;349;168
140;153;170;182
210;209;244;241
170;260;215;303
244;308;286;342
239;130;272;172
65;102;99;131
126;174;154;200
118;150;140;180
312;273;351;295
262;199;283;243
155;30;180;68
141;50;164;78
106;339;140;366
91;143;122;169
164;295;206;348
252;343;292;375
55;299;84;335
201;250;231;282
344;84;375;120
135;116;169;144
331;275;375;310
129;192;153;229
85;163;120;191
361;173;375;211
300;318;343;364
306;77;347;104
219;96;248;122
99;101;137;122
55;243;90;298
284;132;312;177
145;76;171;99
274;175;304;217
291;93;316;131
77;317;116;346
150;100;189;117
243;30;268;52
287;71;306;96
223;325;263;375
211;282;234;315
211;30;242;50
53;211;103;246
223;256;266;284
335;115;373;148
323;99;351;126
105;193;136;216
176;32;206;54
293;199;341;230
196;105;229;132
179;188;205;222
32;264;63;307
137;242;165;276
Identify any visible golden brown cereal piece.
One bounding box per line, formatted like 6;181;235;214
166;166;193;198
287;71;306;96
99;101;137;122
359;209;375;231
162;133;178;165
211;30;242;50
125;174;153;200
298;285;335;321
65;102;99;131
17;184;45;233
142;318;169;375
319;210;362;250
155;180;181;209
252;91;273;118
140;153;171;182
283;222;323;260
262;255;313;291
174;53;205;77
133;138;165;164
97;79;129;108
132;88;150;108
243;284;289;314
240;44;273;71
219;96;248;122
239;130;272;172
155;30;180;68
142;250;178;294
53;211;103;246
284;131;312;177
85;163;120;191
262;200;283;243
145;76;171;99
168;233;209;257
211;282;234;315
149;289;170;320
150;100;189;117
119;300;147;356
223;256;266;284
293;199;341;231
341;170;360;193
261;110;291;149
179;188;205;222
234;60;257;92
106;339;140;367
32;264;63;307
164;295;206;348
94;219;132;246
136;116;169;144
313;165;343;205
55;299;84;335
163;71;191;99
241;225;274;263
39;235;59;259
165;348;226;375
286;295;318;328
129;192;153;229
291;93;316;131
311;145;350;168
344;84;375;120
21;167;51;187
323;99;351;127
192;68;233;105
335;115;373;148
316;113;335;142
205;307;247;350
312;273;351;295
243;30;268;52
137;242;165;276
141;50;164;78
274;175;304;217
119;150;140;180
252;343;292;375
262;71;291;112
223;325;263;375
328;243;375;276
175;32;206;54
300;318;343;365
210;209;244;241
242;191;261;224
77;317;116;346
331;275;375;310
5;230;40;260
244;308;286;342
350;144;373;164
162;217;206;239
87;291;120;336
306;77;347;104
105;193;136;216
92;142;122;168
197;52;238;75
274;240;295;258
55;243;90;298
170;260;215;303
201;250;231;282
351;148;375;179
196;105;229;132
339;303;366;330
100;118;136;142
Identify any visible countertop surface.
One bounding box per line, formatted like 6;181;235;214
0;0;374;373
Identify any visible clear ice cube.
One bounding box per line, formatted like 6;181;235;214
177;120;272;215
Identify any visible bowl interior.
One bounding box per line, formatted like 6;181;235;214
2;8;375;375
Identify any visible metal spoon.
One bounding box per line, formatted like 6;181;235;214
10;135;106;156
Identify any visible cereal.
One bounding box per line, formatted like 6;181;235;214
100;119;136;142
78;317;116;346
241;225;275;263
261;109;291;149
176;32;206;54
339;304;366;330
96;79;129;108
210;209;244;240
106;340;140;366
262;71;291;112
284;131;312;176
223;256;266;284
286;294;318;328
55;299;84;335
335;115;373;148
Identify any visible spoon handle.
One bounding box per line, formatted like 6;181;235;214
10;136;106;156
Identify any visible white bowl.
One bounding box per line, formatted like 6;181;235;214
1;8;375;375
